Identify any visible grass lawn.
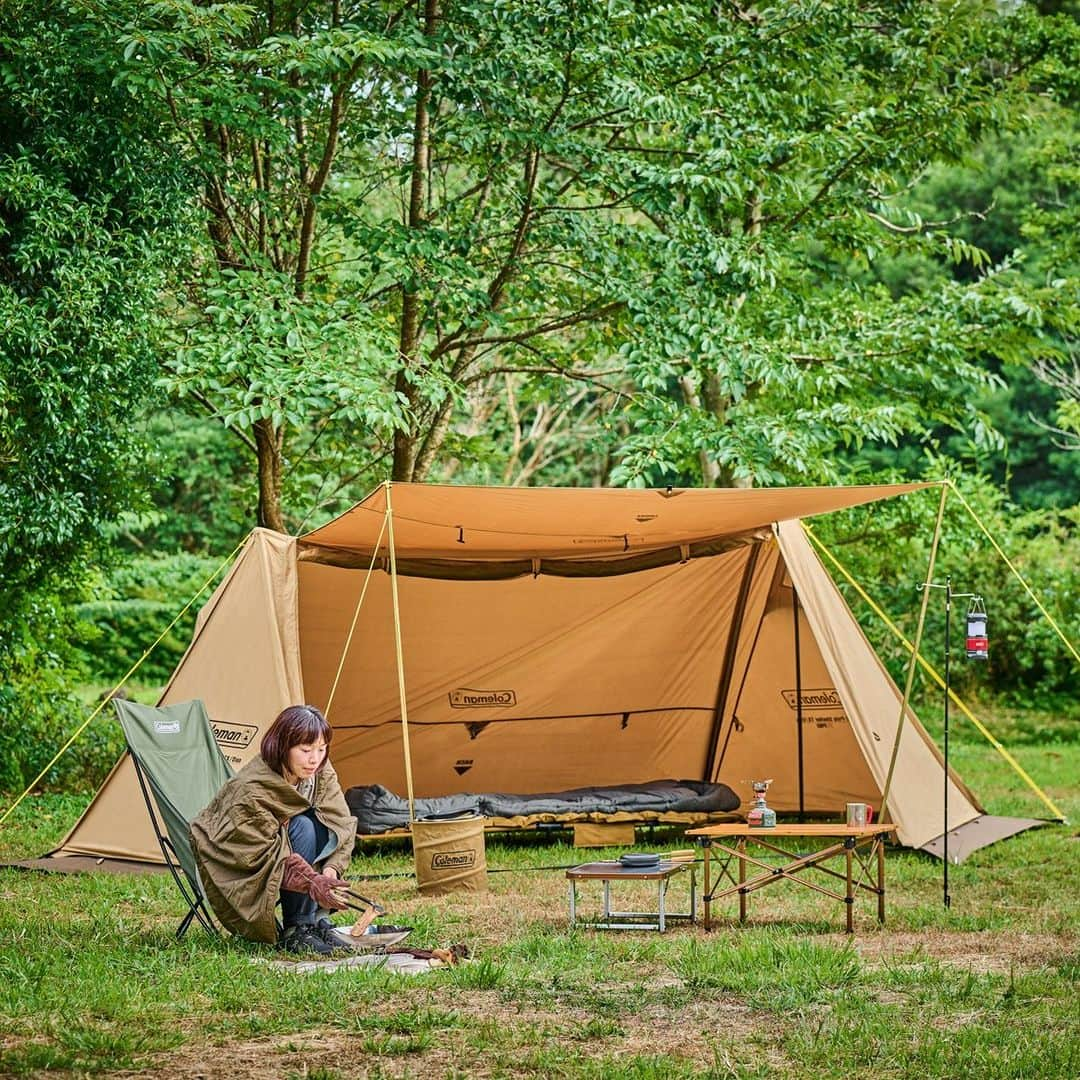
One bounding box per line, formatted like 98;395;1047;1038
1;738;1077;1079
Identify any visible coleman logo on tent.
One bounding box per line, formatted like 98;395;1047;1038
431;850;476;870
449;688;516;708
211;722;259;749
781;688;843;710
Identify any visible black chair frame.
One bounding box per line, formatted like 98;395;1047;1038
126;745;219;939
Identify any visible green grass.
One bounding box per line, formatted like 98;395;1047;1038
1;734;1077;1077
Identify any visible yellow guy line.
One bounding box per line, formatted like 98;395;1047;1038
948;480;1080;666
0;534;250;826
803;522;1066;822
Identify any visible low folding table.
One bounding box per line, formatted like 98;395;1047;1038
685;823;896;933
566;859;696;932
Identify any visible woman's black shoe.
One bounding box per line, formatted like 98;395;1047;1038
312;917;354;950
278;924;344;956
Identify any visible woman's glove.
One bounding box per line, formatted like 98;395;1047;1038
281;852;350;911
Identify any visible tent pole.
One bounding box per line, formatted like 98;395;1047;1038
880;482;949;814
704;542;762;782
943;577;952;907
384;481;417;824
793;586;805;822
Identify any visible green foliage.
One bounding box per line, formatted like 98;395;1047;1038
0;0;191;783
812;464;1080;711
125;412;253;554
0;583;128;796
858;109;1080;509
0;0;190;592
72;553;225;685
106;0;1080;509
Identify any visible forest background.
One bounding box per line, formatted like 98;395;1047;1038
1;0;1077;800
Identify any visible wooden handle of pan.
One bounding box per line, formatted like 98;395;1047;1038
662;849;696;862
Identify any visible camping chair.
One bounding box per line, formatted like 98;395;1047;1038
113;698;234;939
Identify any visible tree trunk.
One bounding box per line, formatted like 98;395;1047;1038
254;418;286;531
392;0;440;482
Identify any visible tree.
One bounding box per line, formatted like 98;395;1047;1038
119;1;1080;518
118;0;410;530
0;0;189;784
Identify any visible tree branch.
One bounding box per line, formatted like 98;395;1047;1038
435;301;625;355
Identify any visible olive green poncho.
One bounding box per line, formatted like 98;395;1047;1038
190;756;357;943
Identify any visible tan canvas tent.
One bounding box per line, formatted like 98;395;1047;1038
47;482;1038;867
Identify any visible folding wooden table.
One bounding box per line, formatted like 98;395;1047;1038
685;824;896;933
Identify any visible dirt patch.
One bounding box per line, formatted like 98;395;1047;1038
110;993;786;1079
854;930;1077;975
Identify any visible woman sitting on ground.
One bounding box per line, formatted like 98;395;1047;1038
191;704;366;955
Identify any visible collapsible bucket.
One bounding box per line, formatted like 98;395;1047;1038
411;813;488;896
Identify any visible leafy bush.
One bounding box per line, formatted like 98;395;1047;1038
0;587;125;796
73;553;226;685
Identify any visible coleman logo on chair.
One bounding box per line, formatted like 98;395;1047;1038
431;850;476;870
449;688;516;708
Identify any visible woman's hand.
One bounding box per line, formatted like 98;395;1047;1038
281;853;349;910
322;865;339;880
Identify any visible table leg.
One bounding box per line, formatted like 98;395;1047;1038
569;881;576;929
877;836;886;924
738;836;747;924
603;879;611;919
845;842;854;934
659;879;667;933
703;841;712;931
690;866;697;924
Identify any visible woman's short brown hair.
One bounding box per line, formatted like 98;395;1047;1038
259;705;333;777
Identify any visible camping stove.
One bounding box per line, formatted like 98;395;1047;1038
746;779;776;828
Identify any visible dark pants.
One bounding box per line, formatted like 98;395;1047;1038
281;809;329;929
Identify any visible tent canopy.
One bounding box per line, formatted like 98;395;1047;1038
49;481;1039;867
299;481;933;576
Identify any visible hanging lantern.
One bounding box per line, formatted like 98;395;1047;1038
965;598;988;660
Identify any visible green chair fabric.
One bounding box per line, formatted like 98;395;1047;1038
114;698;234;936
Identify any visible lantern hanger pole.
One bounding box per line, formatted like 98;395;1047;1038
918;578;984;909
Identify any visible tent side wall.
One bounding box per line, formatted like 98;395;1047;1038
50;529;303;864
775;520;982;849
299;549;757;796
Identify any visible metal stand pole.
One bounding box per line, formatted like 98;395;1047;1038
793;588;805;822
919;575;982;910
943;577;951;909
